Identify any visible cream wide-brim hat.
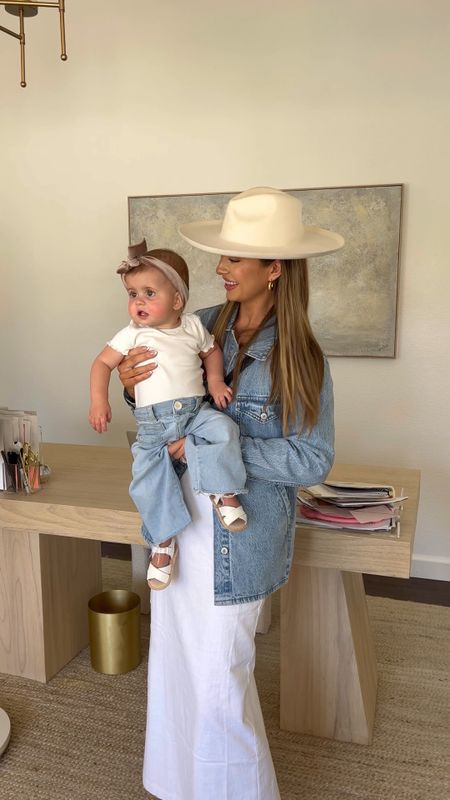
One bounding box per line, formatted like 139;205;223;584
178;186;344;259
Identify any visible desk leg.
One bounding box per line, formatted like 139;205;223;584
280;565;378;744
130;543;150;615
0;528;102;682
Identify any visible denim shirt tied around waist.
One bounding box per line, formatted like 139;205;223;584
127;304;335;606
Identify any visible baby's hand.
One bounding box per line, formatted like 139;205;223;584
89;401;112;433
209;381;233;410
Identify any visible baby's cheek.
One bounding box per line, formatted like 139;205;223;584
151;300;168;317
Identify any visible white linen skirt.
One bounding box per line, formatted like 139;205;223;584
143;472;280;800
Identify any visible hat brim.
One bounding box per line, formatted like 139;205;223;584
178;221;344;259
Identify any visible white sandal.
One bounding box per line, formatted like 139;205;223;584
147;540;178;590
210;495;247;533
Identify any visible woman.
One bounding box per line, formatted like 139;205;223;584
119;187;344;800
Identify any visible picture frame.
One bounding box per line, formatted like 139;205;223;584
128;184;402;357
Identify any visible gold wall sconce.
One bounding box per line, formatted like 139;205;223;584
0;0;67;87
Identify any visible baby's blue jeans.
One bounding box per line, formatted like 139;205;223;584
131;395;247;546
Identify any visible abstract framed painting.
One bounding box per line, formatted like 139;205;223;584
129;184;402;357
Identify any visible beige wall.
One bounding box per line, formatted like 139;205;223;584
1;0;449;578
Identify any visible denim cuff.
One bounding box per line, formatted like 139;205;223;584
124;389;136;410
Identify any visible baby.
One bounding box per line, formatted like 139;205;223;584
89;240;247;590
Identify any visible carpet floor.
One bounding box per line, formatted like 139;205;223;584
0;558;449;800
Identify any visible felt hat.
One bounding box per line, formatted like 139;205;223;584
178;187;344;259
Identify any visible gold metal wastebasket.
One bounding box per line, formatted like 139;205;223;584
88;589;141;674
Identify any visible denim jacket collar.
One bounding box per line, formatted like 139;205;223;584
225;305;276;362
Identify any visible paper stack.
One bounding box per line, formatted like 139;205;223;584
297;480;408;534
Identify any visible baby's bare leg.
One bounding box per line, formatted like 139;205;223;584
151;538;173;568
219;495;241;508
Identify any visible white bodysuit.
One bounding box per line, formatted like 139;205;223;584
108;312;215;408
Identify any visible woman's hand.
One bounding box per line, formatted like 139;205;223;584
168;437;186;462
117;347;158;397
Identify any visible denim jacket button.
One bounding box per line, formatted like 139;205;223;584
220;546;229;556
260;412;268;420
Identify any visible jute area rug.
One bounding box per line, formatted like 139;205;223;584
0;558;449;800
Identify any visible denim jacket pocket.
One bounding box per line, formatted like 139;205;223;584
237;398;282;438
274;483;293;525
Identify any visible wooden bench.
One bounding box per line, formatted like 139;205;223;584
0;443;420;744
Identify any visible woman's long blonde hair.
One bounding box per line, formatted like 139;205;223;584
212;259;324;434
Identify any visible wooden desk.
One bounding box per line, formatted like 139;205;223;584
0;444;140;683
0;444;420;745
281;462;420;744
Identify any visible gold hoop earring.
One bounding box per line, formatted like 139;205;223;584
268;280;274;291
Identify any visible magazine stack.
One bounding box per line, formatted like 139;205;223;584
297;481;408;535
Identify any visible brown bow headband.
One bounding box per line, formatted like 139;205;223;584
117;239;189;305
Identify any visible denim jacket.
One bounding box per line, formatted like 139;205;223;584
127;304;334;605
